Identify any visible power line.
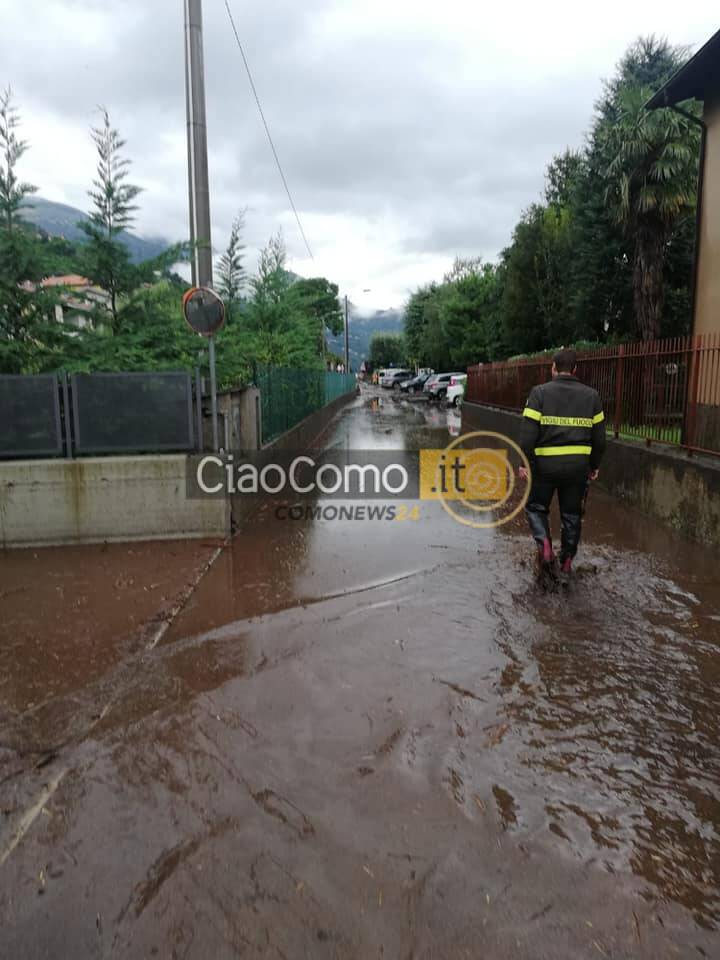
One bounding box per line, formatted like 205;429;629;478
223;0;314;261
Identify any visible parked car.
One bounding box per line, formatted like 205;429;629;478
380;369;413;389
445;374;467;407
400;372;432;394
425;372;464;402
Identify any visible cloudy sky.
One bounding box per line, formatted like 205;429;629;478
1;1;716;309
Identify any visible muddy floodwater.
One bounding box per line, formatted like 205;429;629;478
1;388;719;959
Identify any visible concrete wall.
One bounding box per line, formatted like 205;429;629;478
597;437;720;546
0;455;230;549
201;387;261;452
203;384;355;454
0;385;354;548
217;386;261;452
462;401;720;548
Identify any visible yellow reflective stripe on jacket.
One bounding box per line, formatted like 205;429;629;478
535;445;592;457
539;415;593;427
524;411;604;427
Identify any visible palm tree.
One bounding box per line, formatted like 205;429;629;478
603;86;699;340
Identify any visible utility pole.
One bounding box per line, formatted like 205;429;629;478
344;295;350;374
184;0;218;451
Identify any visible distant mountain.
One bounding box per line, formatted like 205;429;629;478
21;197;170;264
327;308;404;368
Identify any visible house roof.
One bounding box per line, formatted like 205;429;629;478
41;275;91;288
647;29;720;109
63;298;96;313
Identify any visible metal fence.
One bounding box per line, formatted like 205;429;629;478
0;375;64;458
256;364;356;445
0;371;197;459
71;372;194;454
466;334;720;457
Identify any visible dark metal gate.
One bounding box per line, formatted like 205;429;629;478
71;372;195;454
0;375;64;459
0;371;199;460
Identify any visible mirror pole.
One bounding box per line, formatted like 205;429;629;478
209;337;219;452
185;0;219;450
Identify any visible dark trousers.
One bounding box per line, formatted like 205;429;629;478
526;473;588;559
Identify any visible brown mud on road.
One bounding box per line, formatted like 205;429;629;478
1;390;719;959
0;539;224;746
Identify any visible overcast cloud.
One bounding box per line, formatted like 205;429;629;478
1;1;715;308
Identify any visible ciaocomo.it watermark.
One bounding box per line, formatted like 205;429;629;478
186;432;531;529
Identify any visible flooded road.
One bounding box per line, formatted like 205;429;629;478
1;388;719;958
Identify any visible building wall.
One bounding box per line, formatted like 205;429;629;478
695;90;720;339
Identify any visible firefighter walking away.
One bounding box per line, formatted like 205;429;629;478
518;348;606;588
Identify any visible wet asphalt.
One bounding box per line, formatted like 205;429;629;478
1;388;719;959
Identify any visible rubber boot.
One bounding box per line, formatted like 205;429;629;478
558;555;573;590
535;537;557;589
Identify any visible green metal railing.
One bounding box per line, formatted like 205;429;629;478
255;364;356;445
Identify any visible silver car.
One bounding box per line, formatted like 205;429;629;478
380;369;412;389
425;372;464;402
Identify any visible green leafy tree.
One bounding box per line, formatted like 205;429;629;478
661;212;695;337
421;288;453;371
34;279;200;374
396;36;698;363
544;149;584;208
585;36;697;341
597;36;683;125
443;256;484;284
215;234;346;384
369;333;406;369
501;208;547;356
131;242;190;286
0;88;37;229
565;147;633;341
287;277;343;335
498;38;696;349
35;232;83;276
442;263;505;366
543;152;606;342
403;283;454;371
80;108;142;329
404;264;506;371
534;205;575;345
286;277;342;361
404;285;436;364
217;210;247;315
243;231;296;364
437;262;479;367
0;89;47;360
563;39;686;344
0;227;41;341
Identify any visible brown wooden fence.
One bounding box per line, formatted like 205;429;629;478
466;334;720;457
